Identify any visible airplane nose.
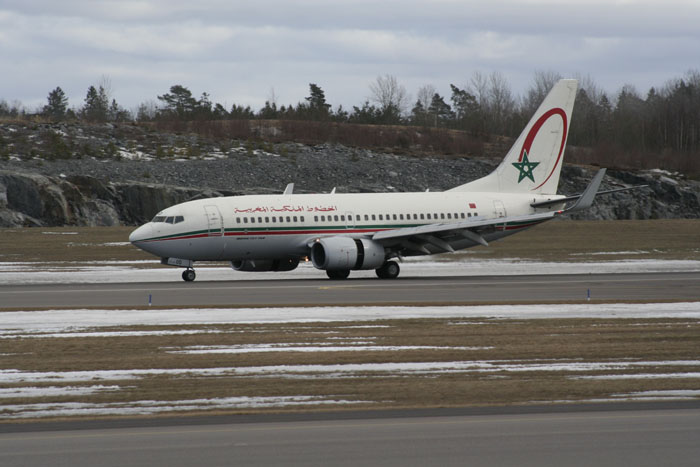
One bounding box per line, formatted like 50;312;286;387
129;224;152;244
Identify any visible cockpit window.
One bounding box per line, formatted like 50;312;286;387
152;215;184;224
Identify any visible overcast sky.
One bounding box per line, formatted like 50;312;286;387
2;0;700;113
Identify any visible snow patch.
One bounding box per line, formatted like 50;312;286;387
1;303;698;336
0;395;367;419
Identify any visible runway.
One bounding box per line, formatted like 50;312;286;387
1;271;699;308
2;404;699;467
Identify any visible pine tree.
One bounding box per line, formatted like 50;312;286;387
428;93;454;127
82;85;109;122
157;85;198;119
44;87;69;121
304;83;331;120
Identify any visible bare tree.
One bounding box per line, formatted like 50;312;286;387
523;70;562;114
469;71;489;109
369;74;410;117
488;71;516;135
416;84;436;110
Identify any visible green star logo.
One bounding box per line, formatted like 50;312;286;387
512;150;540;183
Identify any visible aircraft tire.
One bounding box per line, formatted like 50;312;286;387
376;261;400;279
182;269;196;282
326;269;350;280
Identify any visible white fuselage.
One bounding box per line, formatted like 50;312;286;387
129;190;564;262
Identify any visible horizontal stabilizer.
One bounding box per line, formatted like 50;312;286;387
564;168;606;212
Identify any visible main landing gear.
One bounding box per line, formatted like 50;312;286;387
182;268;196;282
375;261;400;279
326;269;350;280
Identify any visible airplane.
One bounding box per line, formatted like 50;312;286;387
129;79;642;282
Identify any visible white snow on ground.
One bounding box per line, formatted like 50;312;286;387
2;360;699;384
1;396;366;419
2;258;700;284
164;344;488;354
1;303;699;338
0;330;226;339
575;373;700;380
0;385;121;398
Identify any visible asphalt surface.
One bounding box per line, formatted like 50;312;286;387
1;272;699;308
2;404;699;467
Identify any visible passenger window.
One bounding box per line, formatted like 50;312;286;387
440;213;445;219
393;214;397;220
413;214;417;220
447;213;451;219
356;215;361;221
272;217;276;223
293;216;298;222
236;217;241;223
286;216;291;222
258;217;262;223
379;214;383;221
364;214;369;221
243;217;248;223
340;215;345;221
426;214;431;220
301;216;304;222
372;214;376;221
468;213;472;218
399;214;404;220
265;217;269;223
314;216;318;222
250;217;255;223
420;214;425;220
321;215;325;221
461;213;466;219
334;215;339;221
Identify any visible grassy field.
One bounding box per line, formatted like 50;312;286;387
1;219;699;265
1;317;698;420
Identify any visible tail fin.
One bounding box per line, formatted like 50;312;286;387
449;79;578;194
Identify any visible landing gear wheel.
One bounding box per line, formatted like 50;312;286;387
376;261;400;279
326;269;350;280
182;269;196;282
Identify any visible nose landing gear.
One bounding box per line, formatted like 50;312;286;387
182;268;196;282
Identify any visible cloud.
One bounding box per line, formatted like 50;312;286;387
2;0;700;110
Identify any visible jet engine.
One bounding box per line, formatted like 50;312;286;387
310;237;386;270
231;258;299;272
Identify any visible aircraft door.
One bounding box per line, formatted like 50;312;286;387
204;205;224;236
493;200;506;218
202;205;225;259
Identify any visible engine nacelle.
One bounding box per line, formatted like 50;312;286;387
231;258;299;272
310;237;386;270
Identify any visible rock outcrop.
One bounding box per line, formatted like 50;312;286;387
1;161;697;228
0;121;698;227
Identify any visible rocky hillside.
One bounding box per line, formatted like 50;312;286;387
0;121;698;227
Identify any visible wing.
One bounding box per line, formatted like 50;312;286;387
371;211;557;255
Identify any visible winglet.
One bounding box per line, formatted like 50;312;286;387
283;183;294;195
565;168;606;212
